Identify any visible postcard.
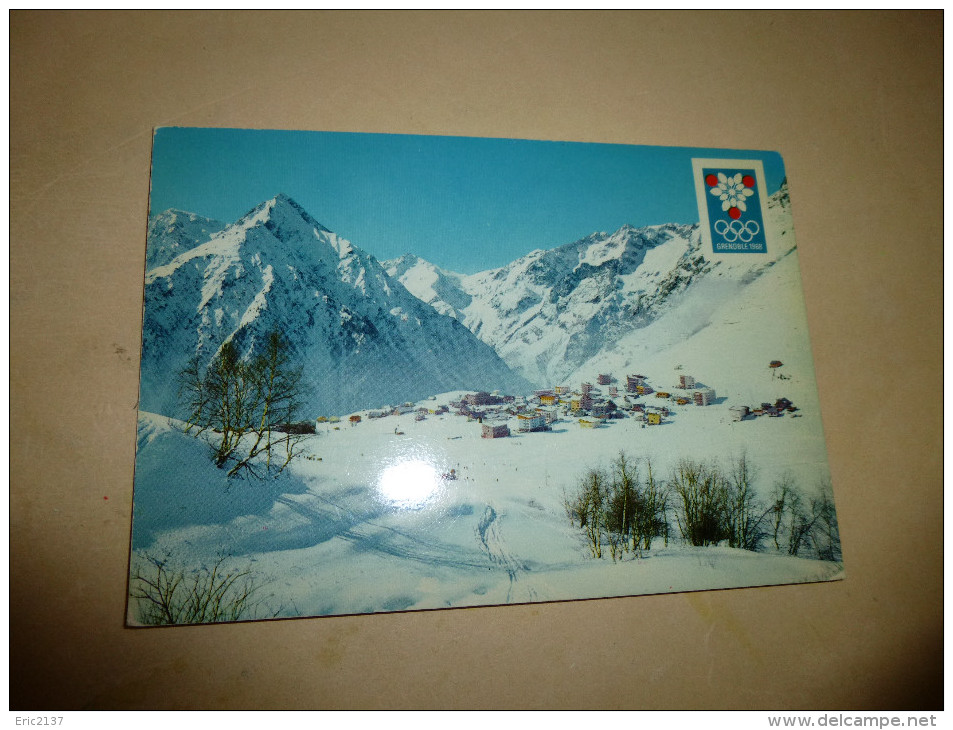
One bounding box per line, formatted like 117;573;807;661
128;127;842;625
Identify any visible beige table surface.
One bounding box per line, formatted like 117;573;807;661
10;10;942;710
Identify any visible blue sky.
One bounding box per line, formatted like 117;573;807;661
150;127;786;274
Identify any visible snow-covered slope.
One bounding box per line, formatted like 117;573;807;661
384;253;472;320
387;184;797;388
145;209;225;270
139;195;532;419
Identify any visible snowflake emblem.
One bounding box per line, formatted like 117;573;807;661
706;172;755;220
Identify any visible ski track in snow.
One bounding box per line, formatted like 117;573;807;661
275;492;493;572
477;505;538;604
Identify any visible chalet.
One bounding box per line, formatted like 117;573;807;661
481;423;510;439
539;394;556;406
694;389;716;406
591;403;608;419
608;385;618;397
646;412;662;426
579;418;599;429
517;413;547;432
554;385;570;395
597;374;611;385
581;382;594;395
675;397;690;406
679;374;696;389
348;415;362;425
655;391;671;399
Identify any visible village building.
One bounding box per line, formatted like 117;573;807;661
693;388;716;406
539;394;556;406
481;423;510;439
570;394;594;412
597;374;611;385
679;374;696;389
646;412;662;426
554;385;570;395
517;413;547;432
466;391;503;406
626;374;648;392
729;405;749;421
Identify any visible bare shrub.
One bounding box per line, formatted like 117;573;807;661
130;551;279;625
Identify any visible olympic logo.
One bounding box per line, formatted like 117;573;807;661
714;219;761;243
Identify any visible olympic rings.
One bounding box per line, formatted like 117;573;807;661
713;218;761;243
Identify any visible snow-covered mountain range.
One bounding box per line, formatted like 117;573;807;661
141;184;795;418
140;195;532;418
386;182;796;386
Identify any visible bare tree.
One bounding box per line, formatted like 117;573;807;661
724;453;771;551
671;459;728;547
785;489;817;557
769;474;796;551
179;329;308;479
810;481;842;562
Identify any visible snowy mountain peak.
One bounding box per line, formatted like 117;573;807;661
390;204;796;388
235;193;328;238
140;196;531;418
